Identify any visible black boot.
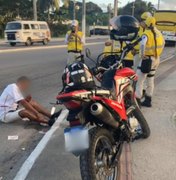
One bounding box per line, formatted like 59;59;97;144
48;110;62;127
141;96;152;107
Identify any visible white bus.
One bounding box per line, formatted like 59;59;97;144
4;21;51;46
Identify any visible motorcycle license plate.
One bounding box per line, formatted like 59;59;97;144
64;126;89;152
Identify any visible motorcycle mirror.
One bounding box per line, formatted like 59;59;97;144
85;48;91;58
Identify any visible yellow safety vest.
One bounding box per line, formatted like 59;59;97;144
103;41;133;61
134;26;145;51
67;31;83;52
143;28;164;57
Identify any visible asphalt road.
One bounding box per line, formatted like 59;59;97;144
0;40;105;180
0;36;108;51
0;41;175;180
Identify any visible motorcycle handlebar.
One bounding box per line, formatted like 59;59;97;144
95;38;142;73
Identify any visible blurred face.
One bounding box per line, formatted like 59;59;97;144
140;20;146;28
71;25;78;33
19;80;31;92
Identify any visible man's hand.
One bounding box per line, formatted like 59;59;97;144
141;55;148;60
36;113;45;121
25;95;32;102
131;49;137;56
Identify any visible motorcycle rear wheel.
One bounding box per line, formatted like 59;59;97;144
80;127;120;180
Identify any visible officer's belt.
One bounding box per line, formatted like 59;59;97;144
68;50;81;53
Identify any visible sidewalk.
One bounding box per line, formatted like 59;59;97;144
0;35;108;44
23;56;176;180
132;57;176;180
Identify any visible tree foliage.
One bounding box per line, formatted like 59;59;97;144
0;0;155;37
119;0;156;20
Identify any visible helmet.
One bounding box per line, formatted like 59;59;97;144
62;62;95;92
145;16;156;27
141;12;152;20
110;15;139;41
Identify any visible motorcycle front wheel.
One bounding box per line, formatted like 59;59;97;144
80;127;119;180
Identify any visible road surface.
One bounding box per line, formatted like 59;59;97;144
0;40;175;180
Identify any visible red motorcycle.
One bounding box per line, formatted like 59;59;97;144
56;39;150;179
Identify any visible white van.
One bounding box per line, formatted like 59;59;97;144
4;21;51;46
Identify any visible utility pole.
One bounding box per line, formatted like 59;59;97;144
73;0;76;20
108;4;112;31
132;1;135;16
33;0;37;20
158;0;160;10
82;0;86;43
114;0;118;16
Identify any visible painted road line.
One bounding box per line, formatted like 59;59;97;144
13;109;68;180
0;42;105;54
160;54;175;64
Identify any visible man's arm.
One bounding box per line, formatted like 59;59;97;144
65;33;74;44
140;35;148;59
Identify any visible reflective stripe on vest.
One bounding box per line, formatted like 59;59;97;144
143;29;164;57
67;31;83;52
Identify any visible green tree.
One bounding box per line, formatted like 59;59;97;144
119;0;155;20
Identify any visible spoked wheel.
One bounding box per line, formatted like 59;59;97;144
80;128;120;180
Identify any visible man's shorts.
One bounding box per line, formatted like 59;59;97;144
0;109;23;123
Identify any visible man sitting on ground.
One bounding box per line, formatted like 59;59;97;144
0;76;54;125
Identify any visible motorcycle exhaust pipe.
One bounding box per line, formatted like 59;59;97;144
90;103;119;129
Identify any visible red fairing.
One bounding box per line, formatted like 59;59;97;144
64;101;81;110
92;96;127;120
57;90;87;110
116;68;137;80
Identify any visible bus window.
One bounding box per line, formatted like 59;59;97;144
156;21;175;26
31;24;39;30
24;24;30;30
39;24;48;29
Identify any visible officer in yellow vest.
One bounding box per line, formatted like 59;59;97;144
103;40;134;68
132;12;152;71
65;20;84;65
135;17;165;107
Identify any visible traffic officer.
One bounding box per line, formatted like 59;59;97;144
135;16;165;107
132;12;152;71
65;20;85;65
103;40;134;68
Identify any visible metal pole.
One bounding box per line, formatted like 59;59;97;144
73;0;76;20
132;2;135;16
114;0;118;17
82;0;86;43
108;4;112;31
158;0;160;10
33;0;37;20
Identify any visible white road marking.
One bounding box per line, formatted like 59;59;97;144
13;109;68;180
160;54;175;64
0;42;104;54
